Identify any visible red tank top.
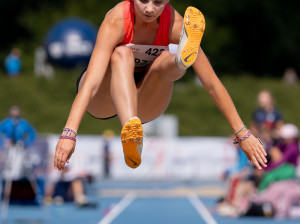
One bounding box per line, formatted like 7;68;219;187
120;0;172;46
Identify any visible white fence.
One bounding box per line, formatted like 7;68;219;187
47;135;237;181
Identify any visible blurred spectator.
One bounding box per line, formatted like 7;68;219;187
222;141;250;180
253;180;300;219
217;124;300;218
217;179;300;219
297;157;300;179
0;106;38;206
258;123;299;191
34;46;55;78
0;105;36;149
4;48;22;77
250;90;284;146
220;139;253;208
282;67;298;86
45;166;96;208
265;123;299;170
102;129;114;178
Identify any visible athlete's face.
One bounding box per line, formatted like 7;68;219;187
134;0;169;23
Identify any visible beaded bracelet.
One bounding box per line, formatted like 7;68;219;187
59;127;77;142
234;125;247;135
233;130;252;144
63;127;77;137
59;135;76;142
233;129;264;146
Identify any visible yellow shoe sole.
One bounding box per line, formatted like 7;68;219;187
121;117;143;168
178;7;205;68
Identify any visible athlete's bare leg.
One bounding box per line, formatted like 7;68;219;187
78;50;185;125
78;48;185;125
110;46;137;125
78;69;117;119
109;48;186;168
110;47;186;124
137;50;186;123
77;48;137;125
78;47;187;168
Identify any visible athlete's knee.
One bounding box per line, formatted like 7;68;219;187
160;50;172;58
111;46;134;64
150;51;172;73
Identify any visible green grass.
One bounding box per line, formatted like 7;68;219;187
1;70;299;136
171;73;300;136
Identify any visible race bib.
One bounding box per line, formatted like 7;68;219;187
125;44;169;67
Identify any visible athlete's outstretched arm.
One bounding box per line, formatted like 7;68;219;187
192;48;267;169
54;7;124;170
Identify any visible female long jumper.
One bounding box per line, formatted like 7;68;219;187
54;0;267;171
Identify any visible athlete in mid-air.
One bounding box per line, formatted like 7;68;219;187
54;0;267;171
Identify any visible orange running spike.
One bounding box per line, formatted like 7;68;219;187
121;117;143;168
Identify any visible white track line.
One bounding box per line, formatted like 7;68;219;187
188;192;218;224
98;191;136;224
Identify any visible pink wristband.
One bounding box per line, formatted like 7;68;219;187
59;127;77;142
63;128;77;136
59;135;76;142
233;130;252;144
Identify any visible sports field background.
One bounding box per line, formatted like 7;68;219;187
1;0;299;136
0;69;299;136
3;180;300;224
1;1;300;223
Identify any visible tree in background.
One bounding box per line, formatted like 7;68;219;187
1;0;299;76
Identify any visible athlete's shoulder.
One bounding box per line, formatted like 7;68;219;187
99;1;125;41
96;2;126;45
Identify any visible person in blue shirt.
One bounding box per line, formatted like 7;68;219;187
223;146;250;180
0;105;36;149
251;90;284;147
4;48;22;77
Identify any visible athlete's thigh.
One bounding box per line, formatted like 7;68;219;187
78;68;116;119
137;56;176;123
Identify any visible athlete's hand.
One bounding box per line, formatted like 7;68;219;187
239;134;268;170
54;139;75;171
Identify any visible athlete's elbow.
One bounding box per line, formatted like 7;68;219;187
203;78;225;95
205;82;224;98
201;80;215;95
